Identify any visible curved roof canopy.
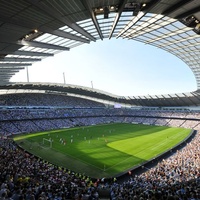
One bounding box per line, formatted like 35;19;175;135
1;82;200;107
1;0;200;99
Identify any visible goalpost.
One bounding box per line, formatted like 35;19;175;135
42;138;53;148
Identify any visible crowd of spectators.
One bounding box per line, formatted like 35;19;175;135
0;93;105;108
1;107;200;136
2;108;200;123
0;139;100;200
0;93;200;199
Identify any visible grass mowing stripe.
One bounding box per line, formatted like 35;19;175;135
151;131;183;150
13;123;191;178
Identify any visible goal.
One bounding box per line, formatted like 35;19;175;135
42;138;53;148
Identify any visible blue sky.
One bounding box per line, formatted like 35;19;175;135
11;38;197;96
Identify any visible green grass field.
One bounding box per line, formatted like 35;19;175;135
13;123;191;178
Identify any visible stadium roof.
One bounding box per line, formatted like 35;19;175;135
1;82;200;107
1;0;200;106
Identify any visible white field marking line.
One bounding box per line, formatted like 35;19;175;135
47;132;118;171
104;138;163;170
45;130;186;172
39;144;51;150
104;131;186;171
52;140;141;172
103;131;185;171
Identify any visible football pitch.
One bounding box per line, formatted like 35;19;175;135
13;123;191;178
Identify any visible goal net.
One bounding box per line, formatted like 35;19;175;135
42;138;53;148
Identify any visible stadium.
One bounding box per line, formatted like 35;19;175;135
0;0;200;200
